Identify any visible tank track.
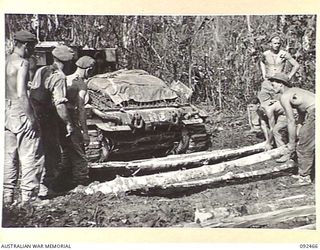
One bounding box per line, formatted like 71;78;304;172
185;123;211;153
85;123;211;162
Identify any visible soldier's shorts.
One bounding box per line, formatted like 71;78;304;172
258;79;281;103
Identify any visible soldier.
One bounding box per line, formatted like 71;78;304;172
249;33;300;146
247;97;271;147
58;56;96;187
29;45;75;198
4;30;44;205
93;51;106;75
269;73;315;185
258;33;300;103
28;55;38;82
263;100;287;150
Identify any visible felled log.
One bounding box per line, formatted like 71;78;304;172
168;161;294;189
75;146;285;195
193;194;312;224
200;205;315;228
89;142;267;172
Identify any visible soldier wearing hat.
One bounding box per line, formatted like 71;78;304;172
57;56;96;187
29;44;75;198
258;33;300;103
269;73;315;186
4;30;44;205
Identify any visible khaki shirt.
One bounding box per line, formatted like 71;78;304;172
30;63;68;109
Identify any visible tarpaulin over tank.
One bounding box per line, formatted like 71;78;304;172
87;69;178;105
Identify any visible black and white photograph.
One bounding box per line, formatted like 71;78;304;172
2;12;316;231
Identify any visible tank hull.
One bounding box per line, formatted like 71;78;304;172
85;69;211;161
85;105;210;162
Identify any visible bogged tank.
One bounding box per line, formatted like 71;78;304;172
85;69;211;162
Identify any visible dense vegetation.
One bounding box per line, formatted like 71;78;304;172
5;14;316;111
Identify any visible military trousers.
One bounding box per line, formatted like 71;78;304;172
273;115;287;147
60;116;89;184
36;111;62;196
4;99;44;202
296;107;315;177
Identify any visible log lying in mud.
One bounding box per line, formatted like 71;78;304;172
200;205;315;228
89;142;267;173
75;146;286;195
168;161;294;190
193;194;312;224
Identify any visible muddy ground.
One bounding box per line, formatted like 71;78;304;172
2;109;316;228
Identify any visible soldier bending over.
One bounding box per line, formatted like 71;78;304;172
269;73;315;186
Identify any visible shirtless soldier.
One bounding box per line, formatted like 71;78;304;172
4;30;44;205
259;33;300;103
269;73;315;185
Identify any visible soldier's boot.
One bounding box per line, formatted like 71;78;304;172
20;190;49;207
292;175;312;186
72;167;90;187
3;188;14;206
38;183;58;199
72;175;90;187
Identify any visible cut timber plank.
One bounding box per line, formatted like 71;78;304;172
192;194;311;224
89;142;268;172
201;205;315;228
75;146;285;195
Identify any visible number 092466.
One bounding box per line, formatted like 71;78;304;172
300;244;318;249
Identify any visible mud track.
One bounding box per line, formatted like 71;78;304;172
2;110;315;228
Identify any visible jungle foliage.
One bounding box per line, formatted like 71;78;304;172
5;14;316;111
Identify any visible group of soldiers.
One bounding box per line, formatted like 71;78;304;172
3;29;316;206
4;30;96;205
252;33;315;186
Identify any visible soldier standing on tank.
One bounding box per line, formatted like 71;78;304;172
4;30;44;205
58;56;96;187
29;45;75;198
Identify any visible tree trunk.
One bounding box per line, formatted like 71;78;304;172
166;160;294;190
89;142;267;173
76;146;285;195
188;45;192;88
246;15;251;33
218;70;222;109
122;16;129;67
